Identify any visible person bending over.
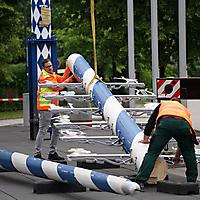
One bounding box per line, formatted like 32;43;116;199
135;98;199;191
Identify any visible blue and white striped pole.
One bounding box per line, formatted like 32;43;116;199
67;54;141;153
67;54;168;182
0;150;140;194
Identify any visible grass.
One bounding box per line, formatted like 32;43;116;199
0;110;23;120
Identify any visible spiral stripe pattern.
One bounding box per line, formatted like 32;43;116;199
0;150;140;194
67;53;141;153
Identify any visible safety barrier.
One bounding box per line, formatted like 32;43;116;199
0;98;23;112
0;98;23;102
0;95;29;127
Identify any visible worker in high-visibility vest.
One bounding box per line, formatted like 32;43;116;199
135;98;199;192
34;58;75;161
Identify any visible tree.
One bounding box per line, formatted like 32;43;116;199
0;0;26;96
1;0;200;96
52;0;129;81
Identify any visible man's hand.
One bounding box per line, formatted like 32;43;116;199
138;139;150;144
172;147;182;163
138;135;150;144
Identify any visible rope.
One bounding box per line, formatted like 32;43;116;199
90;0;97;73
86;0;102;94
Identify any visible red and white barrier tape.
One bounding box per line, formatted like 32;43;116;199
0;98;23;102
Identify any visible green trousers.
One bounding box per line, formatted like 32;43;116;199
136;117;198;183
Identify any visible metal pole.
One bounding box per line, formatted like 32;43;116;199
23;93;30;127
178;0;187;107
127;0;135;80
23;0;30;128
178;0;187;77
29;0;54;139
151;0;159;95
23;0;29;92
127;0;135;107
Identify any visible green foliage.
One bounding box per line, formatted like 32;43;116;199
0;63;26;96
137;63;152;89
0;1;25;63
164;64;178;77
52;0;93;65
53;0;128;80
187;57;200;77
0;36;24;64
0;0;26;99
1;0;200;100
0;102;23;112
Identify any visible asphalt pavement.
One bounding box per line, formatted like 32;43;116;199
0;119;199;200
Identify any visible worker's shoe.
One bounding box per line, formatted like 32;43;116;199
48;152;65;161
34;152;43;159
138;182;145;192
135;181;145;192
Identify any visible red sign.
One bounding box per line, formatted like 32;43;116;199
157;79;180;99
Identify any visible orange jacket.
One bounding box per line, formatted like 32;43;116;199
37;68;74;111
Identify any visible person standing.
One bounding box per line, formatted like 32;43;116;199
135;98;199;191
34;58;74;161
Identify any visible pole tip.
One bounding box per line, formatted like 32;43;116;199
121;181;141;194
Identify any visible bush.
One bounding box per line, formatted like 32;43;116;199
0;63;26;97
0;101;23;112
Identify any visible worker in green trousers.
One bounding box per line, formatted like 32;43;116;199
135;98;199;191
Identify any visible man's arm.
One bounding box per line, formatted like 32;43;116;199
139;104;160;144
58;65;76;83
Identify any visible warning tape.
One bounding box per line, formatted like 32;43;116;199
0;98;23;102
